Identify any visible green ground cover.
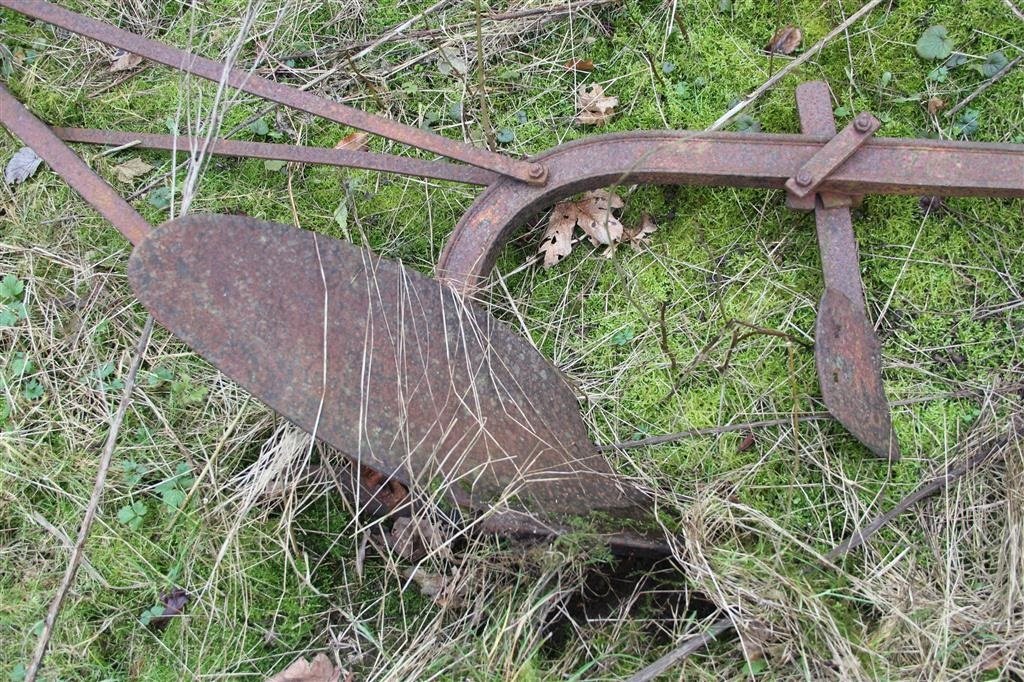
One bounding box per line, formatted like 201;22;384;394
1;0;1022;678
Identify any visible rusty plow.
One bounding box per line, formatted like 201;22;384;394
2;0;1023;556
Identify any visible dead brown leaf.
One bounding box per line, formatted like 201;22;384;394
403;567;463;607
575;188;624;246
563;59;595;72
389;516;450;561
622;211;658;250
766;26;802;55
537;189;630;266
737;431;756;452
267;653;341;682
335;132;370;152
575;83;618;125
112;157;153;184
538;203;577;268
927;96;945;115
109;50;144;73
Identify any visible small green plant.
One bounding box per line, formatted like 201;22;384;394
0;274;27;326
972;50;1008;78
147;187;173;210
21;379;43;401
915;25;954;61
733;114;760;132
117;500;149;530
246;117;283;139
8;662;26;682
139;603;166;626
953;109;980;137
170;373;208;406
143;365;173;388
155;463;195;512
122;459;149;486
86;361;125;392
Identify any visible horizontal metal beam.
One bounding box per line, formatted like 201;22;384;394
52;128;498;186
437;130;1024;290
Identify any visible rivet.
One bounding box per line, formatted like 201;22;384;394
854;113;873;133
796;170;814;187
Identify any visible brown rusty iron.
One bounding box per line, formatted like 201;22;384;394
0;85;151;246
435;131;1024;291
784;111;880;199
0;0;548;186
0;83;664;555
52;127;498;186
792;81;897;461
4;1;1024;541
128;214;649;518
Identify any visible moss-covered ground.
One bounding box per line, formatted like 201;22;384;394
1;0;1022;678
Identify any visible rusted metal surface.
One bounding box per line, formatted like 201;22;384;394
5;1;1024;539
0;0;547;186
0;85;151;246
785;112;880;198
436;131;1024;291
815;289;898;460
129;214;649;518
53;127;498;186
793;81;898;460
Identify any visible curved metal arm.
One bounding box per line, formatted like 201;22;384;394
436;130;1024;291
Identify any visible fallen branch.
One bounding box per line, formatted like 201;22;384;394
707;0;887;130
25;317;154;682
945;55;1023;119
599;382;1024;452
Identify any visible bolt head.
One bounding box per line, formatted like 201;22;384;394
796;170;814;187
854;113;874;132
528;164;546;179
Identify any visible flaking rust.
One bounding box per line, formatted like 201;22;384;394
2;0;1024;550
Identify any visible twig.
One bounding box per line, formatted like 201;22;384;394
627;410;1019;680
474;0;496;150
278;0;619;61
826;417;1018;559
27;512;109;588
1003;0;1024;21
25;316;154;682
627;616;735;682
945;55;1023;119
707;0;887;130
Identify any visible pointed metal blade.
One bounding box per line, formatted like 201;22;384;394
816;288;899;460
793;81;900;461
128;215;648;517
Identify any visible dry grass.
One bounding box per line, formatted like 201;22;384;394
2;0;1023;679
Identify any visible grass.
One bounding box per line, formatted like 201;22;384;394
1;0;1023;679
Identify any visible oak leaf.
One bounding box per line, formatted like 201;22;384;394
766;26;802;55
110;50;144;72
575;188;624;246
4;147;43;185
403;567;463;607
622;211;657;250
335;131;370;152
113;157;153;183
538;203;577;268
575;83;617;125
563;59;595;72
267;654;341;682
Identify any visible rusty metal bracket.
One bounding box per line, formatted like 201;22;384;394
785;112;880;199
